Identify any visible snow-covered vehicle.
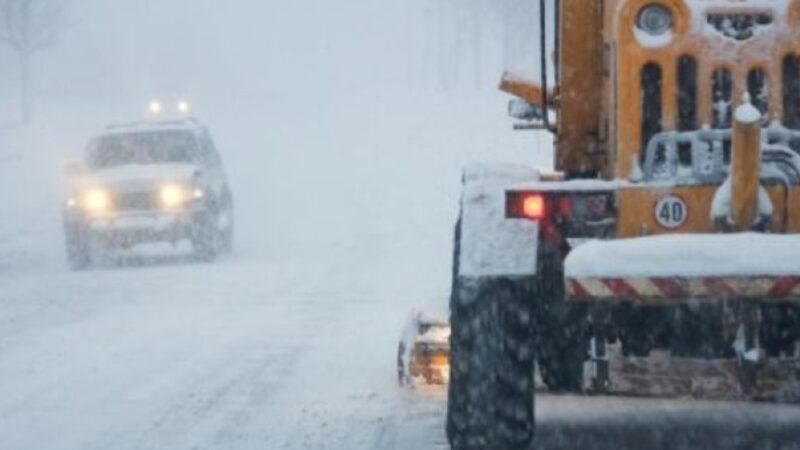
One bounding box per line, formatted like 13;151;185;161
446;1;800;450
63;119;234;269
398;311;451;386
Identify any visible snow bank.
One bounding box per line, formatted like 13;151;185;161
458;164;540;278
566;233;800;279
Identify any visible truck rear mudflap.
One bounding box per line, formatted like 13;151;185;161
565;233;800;304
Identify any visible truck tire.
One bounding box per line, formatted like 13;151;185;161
447;277;536;450
447;215;535;450
535;244;588;392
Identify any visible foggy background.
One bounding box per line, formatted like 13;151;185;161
0;0;553;291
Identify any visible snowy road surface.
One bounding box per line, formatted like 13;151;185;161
4;253;800;449
0;253;449;450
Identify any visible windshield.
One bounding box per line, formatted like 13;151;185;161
87;131;198;169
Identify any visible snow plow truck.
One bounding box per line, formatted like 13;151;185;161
446;1;800;449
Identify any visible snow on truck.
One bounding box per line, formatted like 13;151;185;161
440;1;800;449
63;115;234;269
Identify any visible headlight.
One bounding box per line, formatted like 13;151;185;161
149;100;163;115
637;4;673;36
82;188;111;213
177;101;191;114
159;183;189;209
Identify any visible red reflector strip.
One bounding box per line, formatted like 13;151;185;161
568;276;800;303
651;277;688;298
602;278;640;299
569;279;591;299
769;277;800;297
703;278;736;297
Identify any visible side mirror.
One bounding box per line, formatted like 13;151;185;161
508;99;544;122
64;161;84;178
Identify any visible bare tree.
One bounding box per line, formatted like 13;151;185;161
0;0;65;124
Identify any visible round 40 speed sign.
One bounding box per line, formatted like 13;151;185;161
654;195;688;229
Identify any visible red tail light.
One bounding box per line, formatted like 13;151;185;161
506;191;547;220
522;194;545;220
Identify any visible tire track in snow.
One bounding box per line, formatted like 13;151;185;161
0;257;350;450
129;345;301;450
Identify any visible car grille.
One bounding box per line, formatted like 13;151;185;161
114;192;156;211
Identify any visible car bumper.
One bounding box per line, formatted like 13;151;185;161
66;210;206;247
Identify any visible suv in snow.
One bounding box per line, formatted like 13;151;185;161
63;119;234;269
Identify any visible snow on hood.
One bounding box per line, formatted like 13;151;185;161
82;164;200;189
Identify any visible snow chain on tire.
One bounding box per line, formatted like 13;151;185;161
447;275;536;450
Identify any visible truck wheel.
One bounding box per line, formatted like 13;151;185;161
447;278;535;450
535;244;588;392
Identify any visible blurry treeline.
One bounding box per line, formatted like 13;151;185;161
407;0;540;90
0;0;65;124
